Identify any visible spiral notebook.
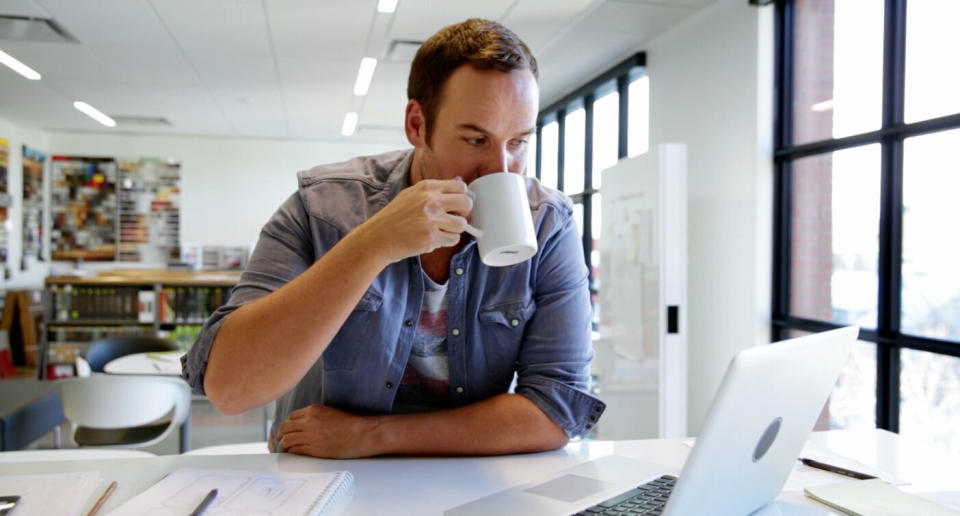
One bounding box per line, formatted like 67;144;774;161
107;468;354;515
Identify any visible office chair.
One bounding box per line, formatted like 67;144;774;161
55;375;191;451
84;335;178;373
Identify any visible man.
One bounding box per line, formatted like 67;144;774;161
182;18;605;458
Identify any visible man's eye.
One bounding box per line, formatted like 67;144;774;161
510;139;528;149
465;137;486;146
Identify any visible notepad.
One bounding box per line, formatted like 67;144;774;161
107;468;354;516
804;479;960;516
0;471;105;516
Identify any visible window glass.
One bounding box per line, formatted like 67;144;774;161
592;91;619;189
572;201;584;236
901;129;960;341
590;194;602;320
790;145;881;328
540;121;559;189
790;330;877;432
627;76;649;157
900;348;960;453
564;109;586;195
792;0;883;144
905;1;960;122
525;132;537;177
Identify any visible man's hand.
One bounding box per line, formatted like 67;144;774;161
276;404;384;459
357;178;473;263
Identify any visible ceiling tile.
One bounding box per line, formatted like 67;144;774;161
388;0;517;42
33;0;177;51
275;55;356;91
92;47;200;86
502;0;598;53
0;40;113;80
187;52;279;89
264;0;373;59
0;0;50;17
150;0;272;55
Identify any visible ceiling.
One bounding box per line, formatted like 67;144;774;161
0;0;714;143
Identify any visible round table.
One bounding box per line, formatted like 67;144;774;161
103;351;185;376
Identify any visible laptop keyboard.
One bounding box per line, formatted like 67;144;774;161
573;475;677;516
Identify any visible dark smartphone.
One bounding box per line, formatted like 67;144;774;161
0;496;20;516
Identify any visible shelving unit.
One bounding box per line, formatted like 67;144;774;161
40;269;240;378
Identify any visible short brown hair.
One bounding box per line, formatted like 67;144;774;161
408;18;538;140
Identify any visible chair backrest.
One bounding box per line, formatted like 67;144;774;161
54;375;191;447
84;336;178;372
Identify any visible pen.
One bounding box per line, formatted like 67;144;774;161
86;480;117;516
799;458;877;480
189;488;218;516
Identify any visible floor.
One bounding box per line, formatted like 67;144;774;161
26;398;269;455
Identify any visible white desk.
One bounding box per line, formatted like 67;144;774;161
103;351;185;376
2;429;958;515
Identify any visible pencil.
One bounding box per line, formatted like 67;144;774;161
86;480;117;516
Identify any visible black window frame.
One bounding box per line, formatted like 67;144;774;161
533;53;646;305
773;0;960;433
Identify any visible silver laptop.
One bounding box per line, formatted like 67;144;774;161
447;326;858;516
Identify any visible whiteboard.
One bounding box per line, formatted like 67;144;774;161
595;143;687;439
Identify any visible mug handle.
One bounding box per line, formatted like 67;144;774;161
463;189;483;238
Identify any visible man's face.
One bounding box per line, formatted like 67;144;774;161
406;64;539;184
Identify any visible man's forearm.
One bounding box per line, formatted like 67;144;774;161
369;393;569;456
204;225;389;414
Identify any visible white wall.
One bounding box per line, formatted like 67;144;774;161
1;124;404;289
646;0;774;433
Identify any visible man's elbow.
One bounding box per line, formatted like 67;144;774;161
203;372;253;415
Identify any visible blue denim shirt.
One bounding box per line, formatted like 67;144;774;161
182;149;606;438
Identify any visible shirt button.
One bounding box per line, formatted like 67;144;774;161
404;320;413;327
455;267;464;276
510;318;520;327
455;386;464;394
595;405;603;412
585;423;593;429
385;382;393;389
451;328;460;336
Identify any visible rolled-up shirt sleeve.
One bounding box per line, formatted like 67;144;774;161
181;191;320;395
514;207;606;438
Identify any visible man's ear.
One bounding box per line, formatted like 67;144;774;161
405;99;427;148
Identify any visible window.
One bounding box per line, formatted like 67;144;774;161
774;0;960;452
533;54;647;328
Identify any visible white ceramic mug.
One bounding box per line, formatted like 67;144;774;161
463;173;538;267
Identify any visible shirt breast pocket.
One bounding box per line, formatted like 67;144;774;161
477;299;535;363
322;290;383;371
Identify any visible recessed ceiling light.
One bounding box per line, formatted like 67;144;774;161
0;48;41;80
377;0;399;13
342;112;359;136
73;101;116;127
353;57;377;96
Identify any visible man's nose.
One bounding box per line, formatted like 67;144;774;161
480;146;516;176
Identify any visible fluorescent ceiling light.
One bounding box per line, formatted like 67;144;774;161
73;101;116;127
811;99;834;112
0;48;41;80
377;0;399;13
353;57;377;96
342;112;359;136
